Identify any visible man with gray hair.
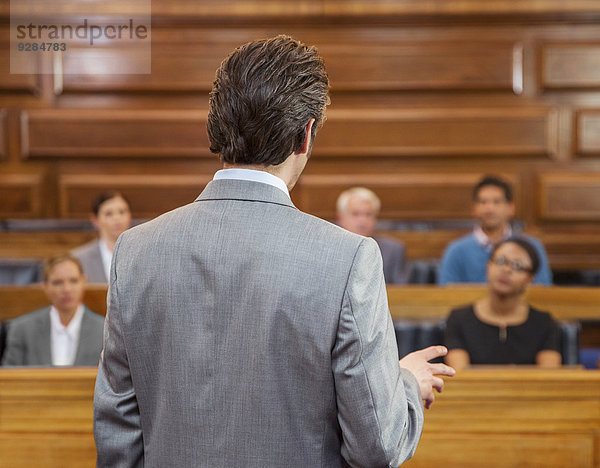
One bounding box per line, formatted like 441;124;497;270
337;186;407;284
94;35;454;467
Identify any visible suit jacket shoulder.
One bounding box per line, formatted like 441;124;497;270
1;307;51;366
72;239;107;283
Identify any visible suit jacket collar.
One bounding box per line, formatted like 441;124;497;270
195;179;297;210
34;306;52;365
73;306;97;366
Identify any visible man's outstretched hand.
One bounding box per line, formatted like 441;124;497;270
399;346;456;409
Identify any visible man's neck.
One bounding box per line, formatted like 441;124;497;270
480;224;510;244
56;307;78;327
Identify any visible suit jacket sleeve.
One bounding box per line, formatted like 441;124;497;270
332;238;424;467
93;238;144;467
1;320;25;366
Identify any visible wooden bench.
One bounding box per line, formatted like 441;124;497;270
387;285;600;322
1;284;598;324
0;285;108;322
1;367;599;467
405;368;600;468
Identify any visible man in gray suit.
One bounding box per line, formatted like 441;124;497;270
2;254;104;366
94;35;454;467
337;186;407;284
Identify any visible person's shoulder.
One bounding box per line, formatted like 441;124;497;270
373;235;404;250
83;306;105;323
443;233;476;256
299;211;366;246
527;305;555;323
9;307;49;328
520;234;548;252
448;304;475;319
71;239;99;257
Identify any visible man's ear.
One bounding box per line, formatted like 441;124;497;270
296;119;315;155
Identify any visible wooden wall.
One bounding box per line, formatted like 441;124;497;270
1;1;600;269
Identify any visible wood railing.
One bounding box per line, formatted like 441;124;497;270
1;367;599;467
1;285;599;324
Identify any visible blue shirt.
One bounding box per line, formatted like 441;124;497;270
438;232;553;285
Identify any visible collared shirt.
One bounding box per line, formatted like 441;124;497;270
50;305;85;366
213;168;290;198
99;239;113;282
472;225;512;251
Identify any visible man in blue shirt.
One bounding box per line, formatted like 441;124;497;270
438;175;552;285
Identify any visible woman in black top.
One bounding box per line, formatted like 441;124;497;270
444;237;561;369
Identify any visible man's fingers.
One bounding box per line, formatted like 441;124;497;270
429;363;456;377
417;345;449;362
431;376;445;393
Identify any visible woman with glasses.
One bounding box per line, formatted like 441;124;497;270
444;236;561;369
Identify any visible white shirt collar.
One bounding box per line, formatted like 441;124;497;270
213;168;290;198
98;239;113;281
49;305;85;366
473;225;513;250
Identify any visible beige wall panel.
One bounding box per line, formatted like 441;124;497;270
59;173;210;219
313;107;558;158
576;110;600;156
0;173;43;217
542;43;600;90
21;109;209;158
538;172;600;221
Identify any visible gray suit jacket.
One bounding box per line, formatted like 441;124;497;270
1;306;104;366
374;235;407;285
94;179;423;467
72;239;108;283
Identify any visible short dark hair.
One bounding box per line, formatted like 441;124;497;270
92;191;131;216
490;236;540;275
207;35;330;166
472;175;513;202
43;253;84;283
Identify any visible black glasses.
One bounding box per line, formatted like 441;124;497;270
490;256;532;273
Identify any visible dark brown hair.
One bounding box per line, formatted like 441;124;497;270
92;191;131;216
473;175;513;202
490;236;540;275
207;35;330;166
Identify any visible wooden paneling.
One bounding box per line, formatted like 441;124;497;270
20;109;210;159
0;173;43;218
0;231;96;259
0;46;39;93
576;110;600;156
0;367;97;468
0;108;7;160
322;42;521;92
541;43;600;90
295;173;518;220
1;367;599;468
405;368;600;468
58;173;210;218
62;41;521;93
0;285;108;321
313;107;559;158
386;285;600;321
62;43;232;92
538;173;600;221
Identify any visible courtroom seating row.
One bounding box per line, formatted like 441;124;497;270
393;319;582;367
2;366;600;468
